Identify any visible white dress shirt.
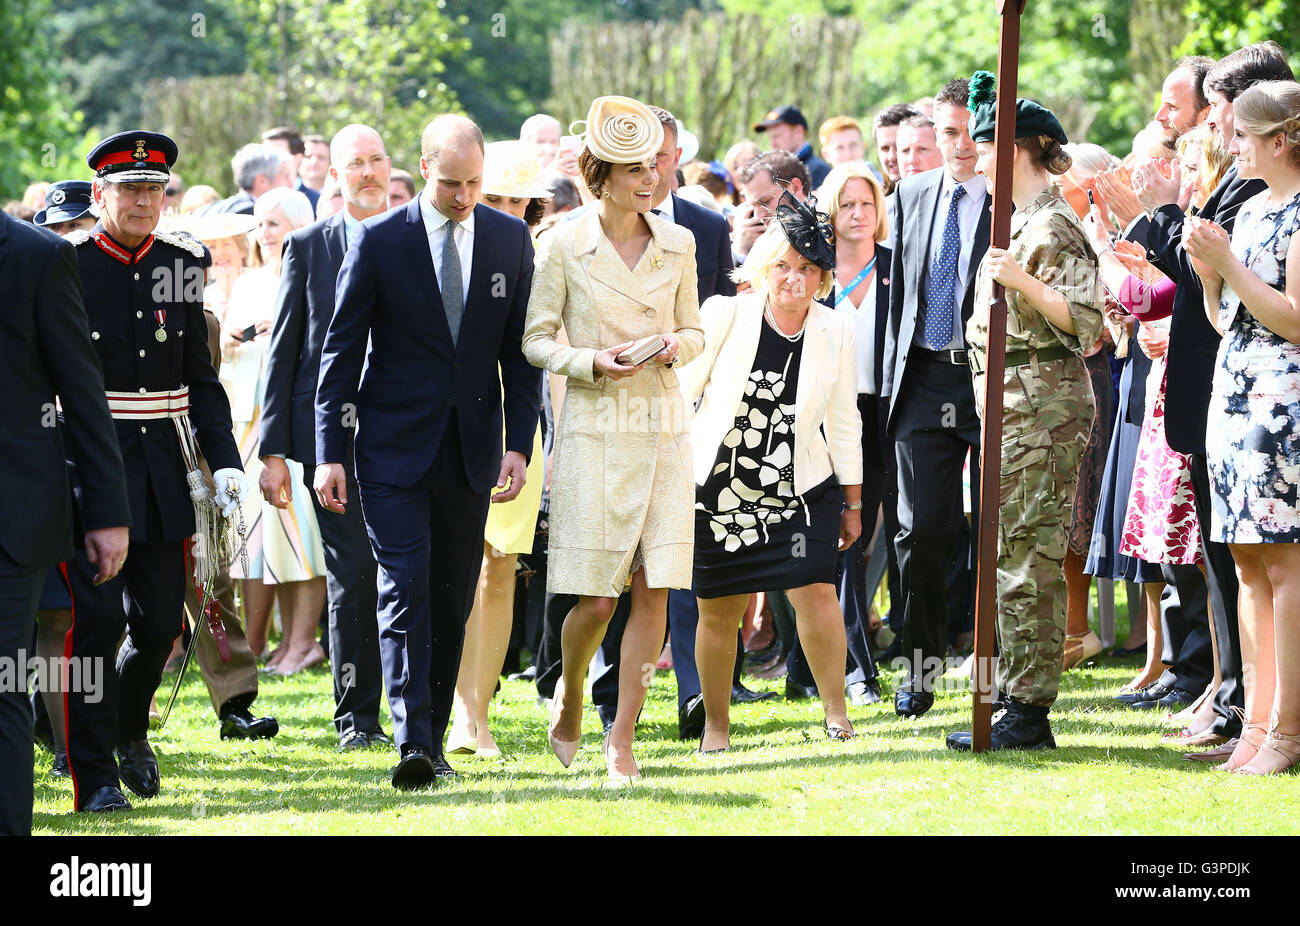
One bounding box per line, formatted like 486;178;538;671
419;193;474;306
832;265;878;396
653;194;676;223
916;172;988;349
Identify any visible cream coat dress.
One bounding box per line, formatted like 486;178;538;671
523;208;705;596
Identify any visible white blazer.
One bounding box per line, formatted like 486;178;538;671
679;291;863;494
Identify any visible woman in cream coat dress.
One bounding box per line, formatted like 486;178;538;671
523;96;704;782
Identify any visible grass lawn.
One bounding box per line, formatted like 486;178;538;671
31;591;1293;836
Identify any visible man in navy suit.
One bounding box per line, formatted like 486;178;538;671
881;79;990;717
0;212;130;834
260;124;392;749
315;115;542;789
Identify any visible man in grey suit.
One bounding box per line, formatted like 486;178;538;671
259;124;393;749
882;78;990;717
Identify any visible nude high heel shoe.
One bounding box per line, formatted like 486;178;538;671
547;680;580;768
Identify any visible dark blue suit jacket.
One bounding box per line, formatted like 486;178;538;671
261;213;347;464
0;214;130;565
315;199;542;492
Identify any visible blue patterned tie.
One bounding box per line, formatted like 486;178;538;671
924;184;966;350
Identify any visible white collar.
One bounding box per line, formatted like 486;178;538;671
419;192;476;235
654;193;676;222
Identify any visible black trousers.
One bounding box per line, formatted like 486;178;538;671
1188;453;1244;737
305;447;383;738
1157;563;1214;694
0;550;42;835
65;540;185;809
891;353;981;688
359;424;491;754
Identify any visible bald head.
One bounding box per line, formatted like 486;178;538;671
331;124;385;168
421;114;484;165
328;124;391;219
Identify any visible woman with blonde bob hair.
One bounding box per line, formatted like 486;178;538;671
1185;79;1300;775
680;200;864;751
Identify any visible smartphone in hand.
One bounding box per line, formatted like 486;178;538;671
238;323;258;342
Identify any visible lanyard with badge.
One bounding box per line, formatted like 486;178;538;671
834;256;876;309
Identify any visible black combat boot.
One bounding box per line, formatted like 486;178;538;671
945;698;1056;751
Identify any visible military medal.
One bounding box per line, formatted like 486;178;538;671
154;308;168;342
155;328;168;342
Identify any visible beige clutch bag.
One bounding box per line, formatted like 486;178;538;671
616;334;667;366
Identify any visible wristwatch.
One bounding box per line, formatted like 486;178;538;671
844;502;863;511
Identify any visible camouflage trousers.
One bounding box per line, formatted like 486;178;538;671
987;366;1094;707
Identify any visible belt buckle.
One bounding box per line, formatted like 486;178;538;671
948;349;967;366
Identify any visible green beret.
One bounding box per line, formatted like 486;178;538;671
965;69;1068;145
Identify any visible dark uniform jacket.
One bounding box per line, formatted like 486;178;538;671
0;213;130;566
68;224;241;544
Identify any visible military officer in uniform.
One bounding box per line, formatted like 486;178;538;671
34;180;97;237
946;76;1104;751
62;131;247;812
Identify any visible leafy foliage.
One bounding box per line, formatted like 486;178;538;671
1;0;86;197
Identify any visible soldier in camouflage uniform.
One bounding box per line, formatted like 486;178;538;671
947;75;1105;751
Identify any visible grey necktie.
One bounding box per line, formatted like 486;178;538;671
441;220;463;345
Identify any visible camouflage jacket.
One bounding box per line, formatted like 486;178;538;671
967;187;1105;422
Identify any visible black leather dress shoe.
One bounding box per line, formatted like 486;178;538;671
678;693;705;740
339;731;371;750
431;753;460;780
946;699;1056;751
785;679;818;700
391;746;436;790
848;679;882;706
1134;687;1197;711
1114;681;1171;705
366;729;393;747
894;688;934;718
50;751;69;777
731;681;778;704
219;707;279;740
116;739;159;798
81;785;132;813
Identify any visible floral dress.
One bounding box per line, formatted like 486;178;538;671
1207;190;1300;544
692;319;841;598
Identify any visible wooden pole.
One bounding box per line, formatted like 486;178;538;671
971;0;1026;753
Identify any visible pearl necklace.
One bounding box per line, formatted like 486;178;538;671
764;299;807;342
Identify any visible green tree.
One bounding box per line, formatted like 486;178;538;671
49;0;251;133
2;0;86;198
1179;0;1300;59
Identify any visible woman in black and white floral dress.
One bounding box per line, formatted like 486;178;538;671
1187;80;1300;776
679;200;863;752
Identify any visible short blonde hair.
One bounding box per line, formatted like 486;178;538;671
818;116;863;151
1233;80;1300;170
732;221;834;300
819;161;889;244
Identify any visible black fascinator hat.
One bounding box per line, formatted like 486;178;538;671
773;189;836;271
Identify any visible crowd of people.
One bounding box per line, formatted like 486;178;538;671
2;35;1298;834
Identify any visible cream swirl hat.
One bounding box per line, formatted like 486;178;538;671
482;141;552;199
569;95;664;164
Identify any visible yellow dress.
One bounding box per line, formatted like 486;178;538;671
483;420;545;555
523;209;705;596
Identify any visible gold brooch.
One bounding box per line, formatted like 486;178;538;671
650;253;663;269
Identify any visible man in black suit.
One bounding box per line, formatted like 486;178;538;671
204;142;294;215
260;124;392;749
1132;42;1295;754
881;78;990;717
0;212;129;835
315;115;542;789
